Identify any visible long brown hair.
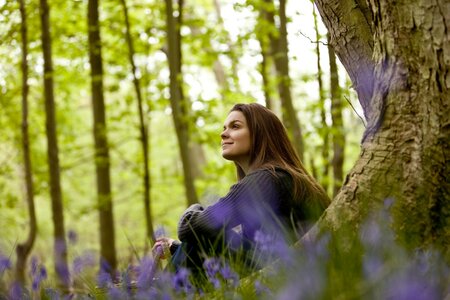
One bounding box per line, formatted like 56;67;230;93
230;103;330;209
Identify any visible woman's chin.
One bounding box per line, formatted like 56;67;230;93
222;152;233;161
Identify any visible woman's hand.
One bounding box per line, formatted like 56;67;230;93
152;237;175;259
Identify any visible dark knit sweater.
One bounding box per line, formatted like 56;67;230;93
176;168;316;259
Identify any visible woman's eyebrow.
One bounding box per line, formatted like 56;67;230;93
223;120;243;128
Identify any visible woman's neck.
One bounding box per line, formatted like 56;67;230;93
236;160;251;176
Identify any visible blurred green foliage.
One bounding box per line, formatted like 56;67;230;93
0;0;364;273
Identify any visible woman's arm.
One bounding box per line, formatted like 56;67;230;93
177;170;280;243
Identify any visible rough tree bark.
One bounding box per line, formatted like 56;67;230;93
314;0;449;255
165;0;198;206
120;0;155;246
15;0;37;285
39;0;70;289
88;0;117;272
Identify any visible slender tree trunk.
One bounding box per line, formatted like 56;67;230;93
312;4;329;192
267;0;305;160
327;33;345;197
256;1;275;110
165;0;198;206
314;0;449;255
15;0;37;285
119;0;155;246
39;0;70;289
213;0;240;90
88;0;117;272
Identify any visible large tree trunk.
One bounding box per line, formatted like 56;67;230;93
39;0;70;289
120;0;155;247
165;0;198;206
266;0;305;160
315;0;449;255
88;0;117;272
327;33;345;197
15;0;37;285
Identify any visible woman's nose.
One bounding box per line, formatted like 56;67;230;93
221;129;228;139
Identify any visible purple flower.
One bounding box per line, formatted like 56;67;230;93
44;288;60;299
253;230;292;265
154;226;167;239
8;282;23;300
28;257;48;291
219;263;239;287
67;230;78;245
97;269;113;288
254;280;271;297
54;239;67;256
172;267;193;294
385;273;439;300
202;257;239;289
100;258;112;274
363;254;383;280
0;254;11;274
136;256;157;290
108;286;128;300
55;261;70;287
72;251;96;275
203;257;221;278
30;256;38;275
32;278;40;291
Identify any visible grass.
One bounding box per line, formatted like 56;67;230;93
0;205;448;300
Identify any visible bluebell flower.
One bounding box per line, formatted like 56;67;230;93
254;280;271;297
253;230;293;266
385;270;439;300
362;253;384;281
54;239;67;256
8;282;23;300
108;286;128;300
72;251;96;276
203;257;221;279
136;256;157;290
28;257;48;292
219;263;239;287
154;226;167;239
32;278;40;291
97;267;113;289
72;257;84;275
172;267;193;294
67;230;78;245
44;288;60;300
100;258;112;274
0;254;11;274
55;260;70;286
120;265;135;297
30;256;38;275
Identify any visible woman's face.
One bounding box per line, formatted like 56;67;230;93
221;111;251;167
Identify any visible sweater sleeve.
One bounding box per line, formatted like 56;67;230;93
177;170;280;243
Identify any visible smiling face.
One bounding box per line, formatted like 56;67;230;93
221;111;251;170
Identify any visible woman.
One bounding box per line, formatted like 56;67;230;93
154;103;330;276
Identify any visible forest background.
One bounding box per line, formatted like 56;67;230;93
4;0;449;297
1;0;364;274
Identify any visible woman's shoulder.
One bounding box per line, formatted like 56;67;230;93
246;167;292;182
